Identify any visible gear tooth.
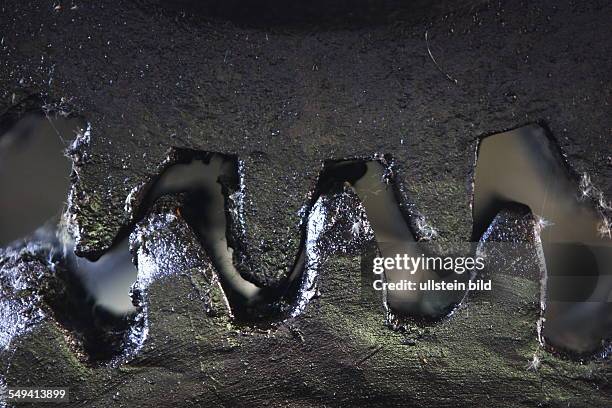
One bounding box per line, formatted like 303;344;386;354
128;196;226;361
389;151;472;244
229;153;320;288
67;122;175;258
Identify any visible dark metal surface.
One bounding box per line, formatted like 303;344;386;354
0;0;611;406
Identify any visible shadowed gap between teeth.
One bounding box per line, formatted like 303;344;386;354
0;108;480;352
2;103;609;361
473;123;612;358
68;124;612;359
130;153;469;324
0;111;138;365
130;152;371;322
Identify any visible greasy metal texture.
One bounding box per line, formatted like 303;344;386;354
0;0;611;406
1;0;610;287
3;190;611;407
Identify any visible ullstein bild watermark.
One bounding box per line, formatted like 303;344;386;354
371;254;491;292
